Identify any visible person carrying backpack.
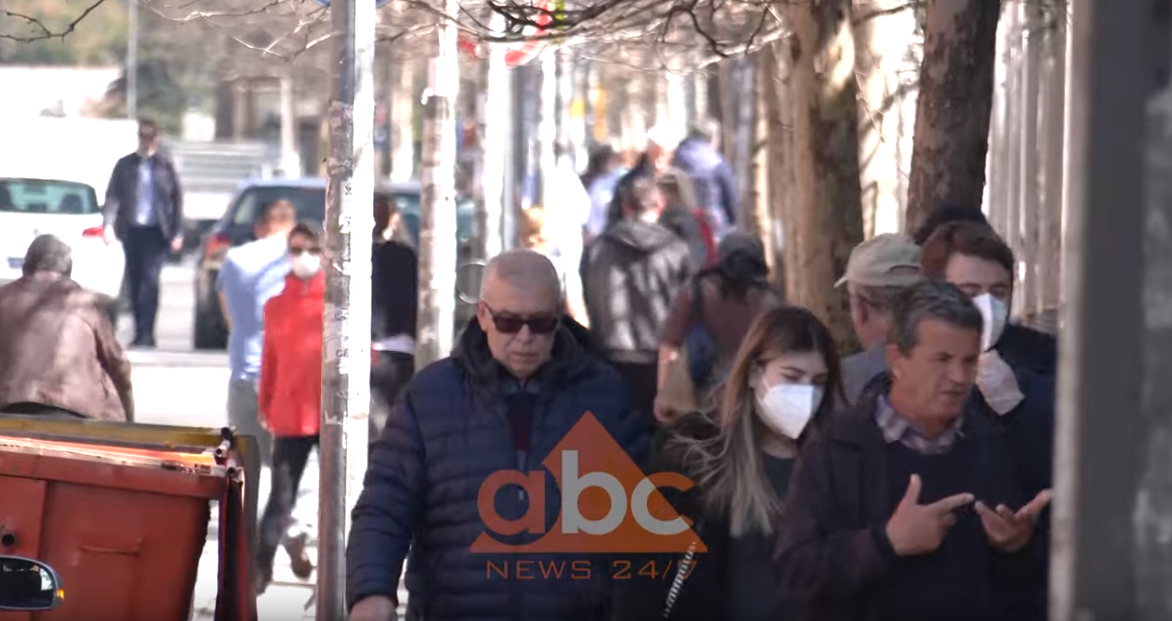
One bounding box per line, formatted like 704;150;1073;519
656;232;782;423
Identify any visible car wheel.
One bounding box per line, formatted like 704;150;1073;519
193;300;228;350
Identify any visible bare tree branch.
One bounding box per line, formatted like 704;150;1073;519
0;0;109;42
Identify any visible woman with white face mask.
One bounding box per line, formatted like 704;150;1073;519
614;306;843;621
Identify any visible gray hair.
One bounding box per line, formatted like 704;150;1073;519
23;234;72;277
480;248;562;301
888;280;982;353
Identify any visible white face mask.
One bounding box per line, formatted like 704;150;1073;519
290;252;321;279
755;382;824;440
972;293;1008;351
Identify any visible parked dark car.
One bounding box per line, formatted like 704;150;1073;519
192;177;473;350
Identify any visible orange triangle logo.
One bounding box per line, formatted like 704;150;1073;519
471;412;706;553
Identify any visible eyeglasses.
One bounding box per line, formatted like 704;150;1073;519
483;303;559;335
289;247;321;257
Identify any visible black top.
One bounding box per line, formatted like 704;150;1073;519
371;240;418;342
726;454;796;621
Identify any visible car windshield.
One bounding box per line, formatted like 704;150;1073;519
0;179;99;215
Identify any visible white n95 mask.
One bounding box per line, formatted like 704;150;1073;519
972;293;1008;352
756;383;823;440
291;253;322;279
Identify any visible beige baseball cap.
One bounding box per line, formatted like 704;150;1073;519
834;233;923;288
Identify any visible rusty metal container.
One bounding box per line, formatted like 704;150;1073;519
0;419;260;621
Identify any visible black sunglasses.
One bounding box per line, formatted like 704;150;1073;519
289;247;321;256
483;303;559;335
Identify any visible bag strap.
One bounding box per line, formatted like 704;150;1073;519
662;538;700;618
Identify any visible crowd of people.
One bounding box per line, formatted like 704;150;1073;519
346;121;1059;621
0;115;1060;621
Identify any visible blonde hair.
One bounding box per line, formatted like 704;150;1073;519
519;206;547;249
668;306;843;537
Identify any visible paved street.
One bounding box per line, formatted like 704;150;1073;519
117;258;406;620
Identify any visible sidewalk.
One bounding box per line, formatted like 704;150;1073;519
188;461;409;620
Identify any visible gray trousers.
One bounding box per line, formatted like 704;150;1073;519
227;378;273;465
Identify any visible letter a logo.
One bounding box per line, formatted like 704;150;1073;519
472;412;706;553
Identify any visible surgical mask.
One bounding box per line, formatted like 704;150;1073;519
972;293;1008;351
290;253;321;279
756;383;823;440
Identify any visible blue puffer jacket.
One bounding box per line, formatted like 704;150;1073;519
347;319;650;621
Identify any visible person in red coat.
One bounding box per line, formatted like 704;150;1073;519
256;223;324;593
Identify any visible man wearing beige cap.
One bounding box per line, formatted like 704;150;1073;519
836;233;923;404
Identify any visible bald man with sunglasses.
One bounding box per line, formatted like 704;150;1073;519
348;249;650;621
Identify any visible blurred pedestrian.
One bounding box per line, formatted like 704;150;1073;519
582;144;624;244
655;169;715;268
582;177;693;423
0;235;133;421
520;206;589;328
101;118;185;348
216;200;298;465
776;280;1050;621
671;118;738;239
605;124;679;230
370;195;418;443
615;306;842;621
255;223;324;593
836;233;923;405
656;232;780;422
348;249;649;621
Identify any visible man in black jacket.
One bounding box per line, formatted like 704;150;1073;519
777;281;1051;621
582;177;693;421
101;119;185;347
348;249;649;621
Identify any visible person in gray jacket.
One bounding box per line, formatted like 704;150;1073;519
836;233;923;405
582;176;692;423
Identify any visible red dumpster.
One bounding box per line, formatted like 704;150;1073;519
0;419;260;621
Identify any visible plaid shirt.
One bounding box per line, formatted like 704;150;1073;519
874;396;964;455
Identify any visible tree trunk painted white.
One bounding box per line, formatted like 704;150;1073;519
853;0;920;236
1038;3;1066;324
390;59;417;183
416;3;461;368
479;16;507;261
1017;1;1042;317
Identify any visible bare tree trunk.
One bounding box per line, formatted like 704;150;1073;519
766;41;797;296
904;0;1003;231
390;59;418;183
789;0;865;350
750;49;775;274
416;4;461;368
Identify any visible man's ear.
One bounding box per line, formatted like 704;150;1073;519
476;302;492;332
885;342;902;378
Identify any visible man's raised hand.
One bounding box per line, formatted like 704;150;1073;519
885;474;975;556
975;489;1052;553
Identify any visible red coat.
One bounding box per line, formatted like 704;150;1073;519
259;272;325;438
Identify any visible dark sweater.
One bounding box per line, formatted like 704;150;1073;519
880;441;1005;621
726;455;796;621
371;240;418;342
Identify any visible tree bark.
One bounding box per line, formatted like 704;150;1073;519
765;40;797;296
750;48;775;275
789;0;866;351
904;0;1003;231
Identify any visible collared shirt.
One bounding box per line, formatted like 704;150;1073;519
874;395;964;455
216;236;291;381
134;157;158;226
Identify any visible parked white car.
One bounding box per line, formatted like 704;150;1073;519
0;177;126;322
